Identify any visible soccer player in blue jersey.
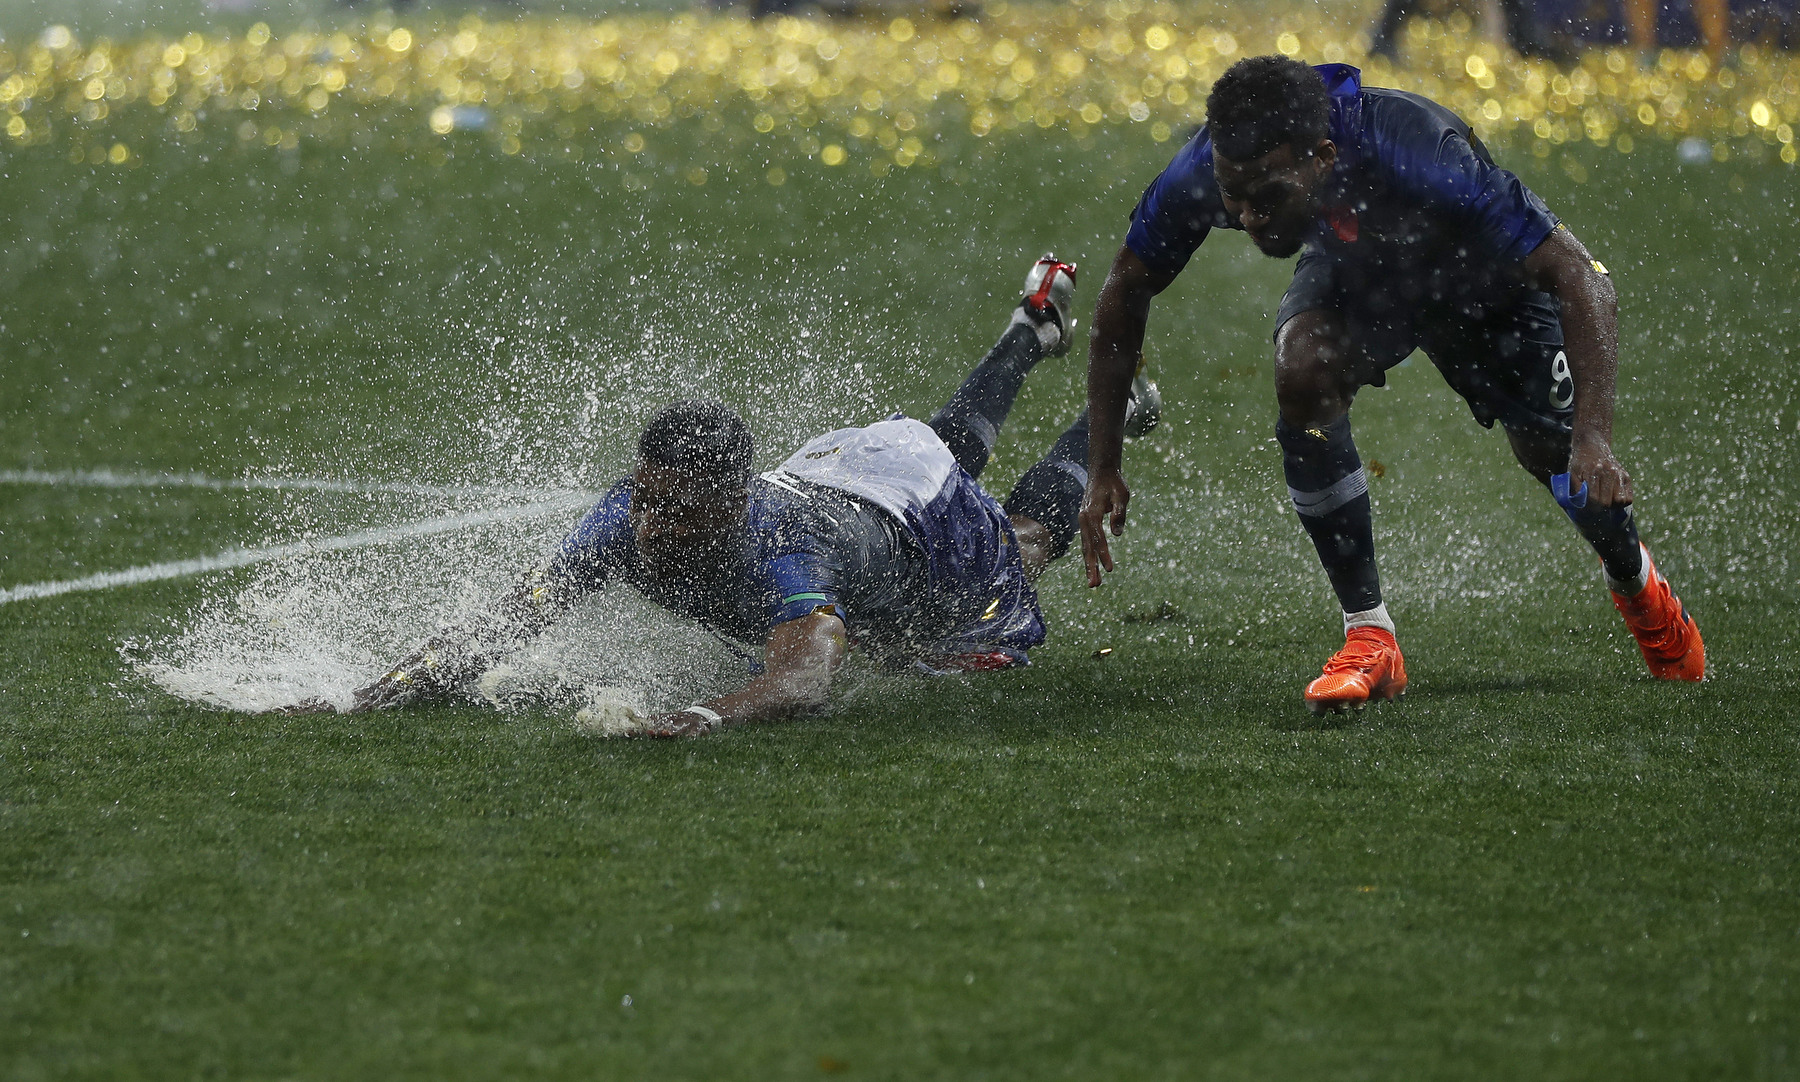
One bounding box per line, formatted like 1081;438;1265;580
295;257;1156;736
1079;56;1704;714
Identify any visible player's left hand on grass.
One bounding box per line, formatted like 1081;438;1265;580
1568;436;1633;507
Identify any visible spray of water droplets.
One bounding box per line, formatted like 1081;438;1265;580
128;253;897;725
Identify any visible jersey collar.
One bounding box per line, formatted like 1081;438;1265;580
1315;63;1364;173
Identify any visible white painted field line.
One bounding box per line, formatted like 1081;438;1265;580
0;467;582;500
0;494;593;606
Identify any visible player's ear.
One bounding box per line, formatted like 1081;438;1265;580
1312;139;1337;173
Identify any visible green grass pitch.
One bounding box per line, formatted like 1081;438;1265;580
4;18;1800;1079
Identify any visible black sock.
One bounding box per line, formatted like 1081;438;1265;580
929;322;1043;479
1276;416;1381;613
1556;495;1644;584
1003;411;1088;561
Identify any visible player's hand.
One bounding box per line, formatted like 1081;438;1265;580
1568;436;1633;508
1079;468;1132;588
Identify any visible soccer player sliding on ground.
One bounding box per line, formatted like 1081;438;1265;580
1079;56;1704;716
284;256;1157;736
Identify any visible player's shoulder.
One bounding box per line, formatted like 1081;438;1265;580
1147;120;1216;192
1354;83;1482;168
566;478;633;537
746;476;829;544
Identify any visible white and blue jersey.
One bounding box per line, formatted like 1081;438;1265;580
543;418;1045;670
1127;64;1561;319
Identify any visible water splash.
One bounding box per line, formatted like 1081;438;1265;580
129;514;751;722
126;259;888;724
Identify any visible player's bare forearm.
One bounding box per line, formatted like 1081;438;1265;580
1080;246;1173;586
642;612;847;737
1085;246;1166;472
1524;226;1632;505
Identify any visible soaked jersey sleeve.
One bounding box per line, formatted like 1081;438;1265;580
762;546;847;631
541;480;634;597
1123;130;1236;276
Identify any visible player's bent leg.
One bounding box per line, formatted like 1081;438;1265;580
1009;514;1055;582
1505;427;1704;680
1003;410;1090;574
1274;315;1380;600
1274;310;1406;710
1274;313;1381;615
928;255;1077;479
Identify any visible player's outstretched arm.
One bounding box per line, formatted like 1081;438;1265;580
1080;245;1175;587
277;633;481;715
277;566;578;715
1523;225;1632;507
640;611;848;737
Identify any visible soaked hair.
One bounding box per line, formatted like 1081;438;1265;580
637;399;754;484
1206;56;1331;162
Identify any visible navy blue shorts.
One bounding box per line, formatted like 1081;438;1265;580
1275;250;1575;441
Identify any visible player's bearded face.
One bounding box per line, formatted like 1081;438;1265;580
630;463;750;586
1215;141;1336;259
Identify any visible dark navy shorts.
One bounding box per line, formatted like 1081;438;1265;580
1274;250;1575;441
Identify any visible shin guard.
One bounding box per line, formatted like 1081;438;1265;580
1277;416;1382;614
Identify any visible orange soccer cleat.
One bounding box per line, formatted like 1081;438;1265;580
1304;626;1408;716
1611;547;1705;681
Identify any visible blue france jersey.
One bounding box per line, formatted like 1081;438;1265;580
538;418;1045;661
542;478;847;644
1125;64;1560;298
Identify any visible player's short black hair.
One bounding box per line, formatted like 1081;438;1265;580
1206;55;1331;162
637;399;754;485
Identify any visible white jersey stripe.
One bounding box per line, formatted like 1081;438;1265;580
764;418;958;524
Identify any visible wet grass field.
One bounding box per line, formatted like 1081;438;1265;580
4;10;1800;1077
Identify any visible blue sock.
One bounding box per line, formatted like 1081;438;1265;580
929;323;1043;479
1555;494;1644;584
1004;411;1088;560
1276;416;1381;614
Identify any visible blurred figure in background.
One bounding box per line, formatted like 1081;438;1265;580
1368;0;1577;61
1622;0;1730;60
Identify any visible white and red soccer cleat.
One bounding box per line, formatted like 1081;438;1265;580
1020;253;1078;355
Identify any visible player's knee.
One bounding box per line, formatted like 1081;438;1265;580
1275;316;1354;424
1505;428;1568;482
1009;514;1054;582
